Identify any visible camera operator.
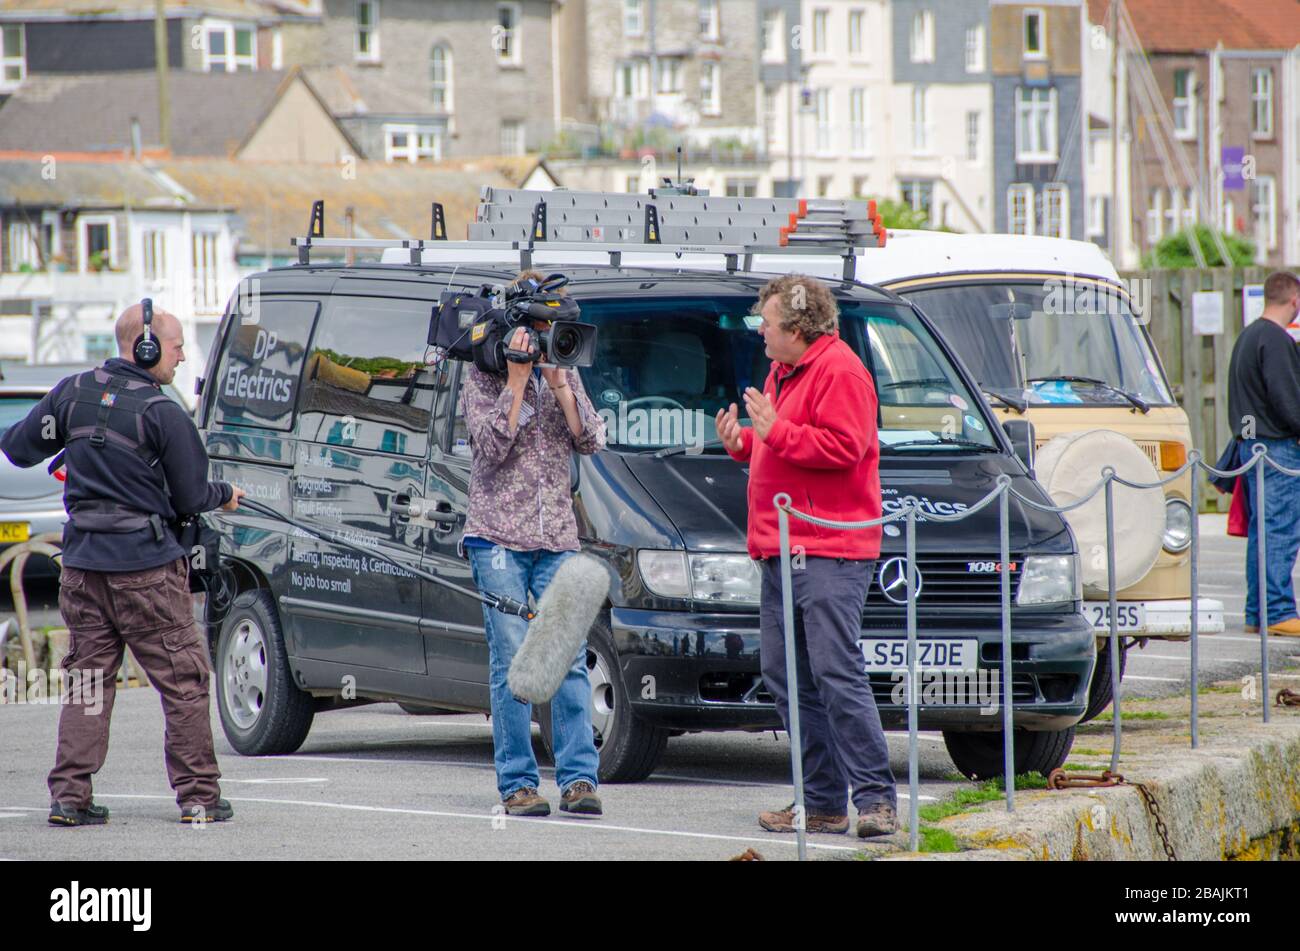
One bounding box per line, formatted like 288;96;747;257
460;273;607;818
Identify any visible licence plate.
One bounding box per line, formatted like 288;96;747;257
0;522;30;543
1083;602;1146;632
860;638;978;672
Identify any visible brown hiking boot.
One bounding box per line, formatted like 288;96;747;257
559;780;602;818
758;803;849;834
856;802;899;838
502;786;550;817
1268;618;1300;637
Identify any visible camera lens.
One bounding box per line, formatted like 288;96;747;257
552;325;581;362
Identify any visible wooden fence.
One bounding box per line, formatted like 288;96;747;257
1122;266;1280;511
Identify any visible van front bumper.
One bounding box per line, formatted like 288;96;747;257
612;607;1096;733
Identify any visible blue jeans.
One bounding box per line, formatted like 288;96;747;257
1241;437;1300;627
467;546;600;799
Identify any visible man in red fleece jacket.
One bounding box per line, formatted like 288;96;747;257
716;274;897;838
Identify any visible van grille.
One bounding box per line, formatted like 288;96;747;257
864;554;1024;613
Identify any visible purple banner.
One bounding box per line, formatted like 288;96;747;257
1222;147;1246;192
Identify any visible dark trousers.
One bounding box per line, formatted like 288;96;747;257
759;557;896;815
49;558;222;809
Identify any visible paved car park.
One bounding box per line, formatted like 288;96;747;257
3;515;1298;860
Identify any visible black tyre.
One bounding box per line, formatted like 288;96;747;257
215;589;314;755
1081;639;1128;723
943;727;1075;781
537;615;669;783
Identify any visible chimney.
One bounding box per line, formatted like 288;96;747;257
130;117;143;158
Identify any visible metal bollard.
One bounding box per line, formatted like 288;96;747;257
775;493;808;862
998;481;1015;811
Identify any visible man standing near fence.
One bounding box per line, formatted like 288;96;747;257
1227;271;1300;637
715;274;897;838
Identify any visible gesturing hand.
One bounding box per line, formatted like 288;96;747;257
743;387;777;441
714;403;745;453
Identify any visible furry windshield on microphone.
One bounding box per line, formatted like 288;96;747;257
507;553;610;705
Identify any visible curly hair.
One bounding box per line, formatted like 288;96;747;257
754;274;839;342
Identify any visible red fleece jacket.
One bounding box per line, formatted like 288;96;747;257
728;332;882;560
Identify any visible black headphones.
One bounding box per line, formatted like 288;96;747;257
133;297;161;369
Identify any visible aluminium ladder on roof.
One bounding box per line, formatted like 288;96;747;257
289;190;887;279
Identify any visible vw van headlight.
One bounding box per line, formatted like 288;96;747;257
1017;554;1079;605
1163;498;1192;553
689;554;761;604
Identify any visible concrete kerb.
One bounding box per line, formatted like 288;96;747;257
877;706;1300;861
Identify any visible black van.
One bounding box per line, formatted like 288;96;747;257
196;261;1095;782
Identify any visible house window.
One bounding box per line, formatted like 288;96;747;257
1163;186;1179;236
965;25;984;72
141;230;168;289
385;124;442;162
1008;184;1033;235
430;46;452;112
814;88;831;153
1222;197;1235;233
1253;176;1276;251
965;110;979;161
355;0;379;63
624;0;643;36
725;178;758;198
849;88;869;154
852;176;868;197
1182;186;1197;228
271;28;283;69
1146;187;1164;242
83;334;115;362
500;120;525;156
616;60;649;99
1251;68;1273;138
656;57;683;94
817;176;833;198
79;216;116;272
6;220;40;271
911;86;929;153
699;0;719;40
1088;196;1107;237
1173;69;1195;138
1042;184;1068;238
699;61;721;115
1;24;26;91
1015;86;1057;162
1023;8;1045;58
625;175;640;193
848;9;865;58
192;232;220;313
811;9;828;55
761;9;785;63
910;11;934;64
763;85;779;148
496;3;521;64
204;21;256;72
901;180;933;221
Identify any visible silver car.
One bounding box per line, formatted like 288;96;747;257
0;362;186;576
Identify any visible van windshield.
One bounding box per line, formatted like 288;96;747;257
572;294;999;453
898;280;1174;407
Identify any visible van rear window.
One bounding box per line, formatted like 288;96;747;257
212;299;319;431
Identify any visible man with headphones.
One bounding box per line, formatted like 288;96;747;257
1;299;245;826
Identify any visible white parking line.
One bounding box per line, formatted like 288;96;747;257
1122;675;1183;683
91;793;862;852
266;754;940;798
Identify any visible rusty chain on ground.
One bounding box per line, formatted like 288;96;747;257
1046;768;1177;860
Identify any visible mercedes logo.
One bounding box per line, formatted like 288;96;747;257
877;557;922;605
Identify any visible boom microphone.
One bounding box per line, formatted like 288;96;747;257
507;553;610;705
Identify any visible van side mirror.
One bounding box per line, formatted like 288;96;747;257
1002;419;1036;476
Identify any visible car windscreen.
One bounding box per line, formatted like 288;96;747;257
571;294;999;453
0;395;40;437
898;281;1174;406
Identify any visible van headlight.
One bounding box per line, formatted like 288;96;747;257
1017;554;1079;605
1163;498;1192;552
637;550;761;604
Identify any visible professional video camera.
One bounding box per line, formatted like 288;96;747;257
429;273;597;374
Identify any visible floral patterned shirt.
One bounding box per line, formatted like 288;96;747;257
461;365;605;552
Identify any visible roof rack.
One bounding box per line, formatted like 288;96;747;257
291;188;887;281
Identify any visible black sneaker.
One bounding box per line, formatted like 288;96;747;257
48;801;109;827
179;799;234;823
559;781;602;818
